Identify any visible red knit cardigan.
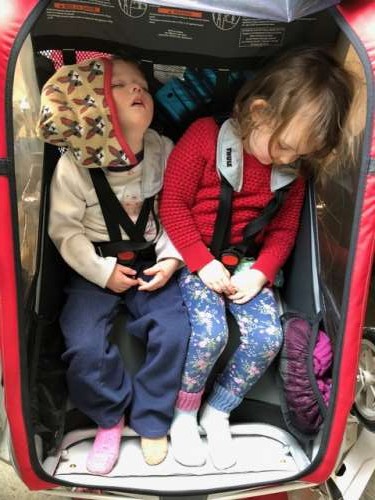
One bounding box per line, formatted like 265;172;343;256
160;117;306;284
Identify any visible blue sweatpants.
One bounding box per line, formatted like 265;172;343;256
60;261;190;437
178;268;283;413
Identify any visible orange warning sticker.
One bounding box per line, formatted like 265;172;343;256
53;2;100;14
157;7;202;18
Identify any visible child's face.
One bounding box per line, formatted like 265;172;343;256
111;59;154;136
246;100;320;166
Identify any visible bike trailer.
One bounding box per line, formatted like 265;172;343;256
0;1;374;499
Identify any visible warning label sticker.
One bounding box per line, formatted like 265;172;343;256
157;7;203;19
240;20;285;47
148;6;209;41
34;2;337;61
53;2;100;13
46;0;114;23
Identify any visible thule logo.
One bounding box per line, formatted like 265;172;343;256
226;147;232;167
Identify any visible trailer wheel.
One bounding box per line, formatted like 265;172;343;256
353;328;375;431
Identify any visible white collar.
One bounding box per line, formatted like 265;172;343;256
216;118;297;192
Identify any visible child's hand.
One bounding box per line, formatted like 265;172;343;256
197;259;236;295
138;258;180;291
106;263;138;293
228;268;267;304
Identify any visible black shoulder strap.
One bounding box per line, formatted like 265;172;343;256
237;187;290;256
211;175;291;258
211;70;231;115
89;169;159;243
210;176;233;258
243;188;288;240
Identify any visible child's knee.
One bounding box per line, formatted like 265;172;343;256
265;323;284;356
200;324;229;358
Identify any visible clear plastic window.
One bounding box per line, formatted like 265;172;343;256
13;36;43;297
315;44;367;312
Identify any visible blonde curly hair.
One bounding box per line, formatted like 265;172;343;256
233;47;354;178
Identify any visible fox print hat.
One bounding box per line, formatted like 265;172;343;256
36;58;137;168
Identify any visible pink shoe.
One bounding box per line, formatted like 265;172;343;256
86;417;124;475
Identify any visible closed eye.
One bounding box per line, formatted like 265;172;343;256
278;142;293;152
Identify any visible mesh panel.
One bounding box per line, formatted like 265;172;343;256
76;51;111;62
39;49;64;69
39;50;111;69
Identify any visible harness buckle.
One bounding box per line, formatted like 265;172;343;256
220;248;243;273
117;250;137;266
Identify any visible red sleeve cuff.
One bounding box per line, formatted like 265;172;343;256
179;240;215;272
251;257;278;286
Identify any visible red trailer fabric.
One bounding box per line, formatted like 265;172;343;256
304;1;375;483
0;0;55;490
0;0;374;493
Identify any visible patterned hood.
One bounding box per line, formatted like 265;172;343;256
36;58;136;168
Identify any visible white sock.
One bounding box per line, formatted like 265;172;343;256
170;408;206;466
200;404;236;470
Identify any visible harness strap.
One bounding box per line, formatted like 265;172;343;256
89;168;159;243
244;188;287;239
93;239;156;266
210;175;290;269
210;176;233;258
233;187;290;258
211;116;296;272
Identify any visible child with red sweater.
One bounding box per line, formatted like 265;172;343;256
160;48;353;470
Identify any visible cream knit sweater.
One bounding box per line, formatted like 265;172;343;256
49;144;181;288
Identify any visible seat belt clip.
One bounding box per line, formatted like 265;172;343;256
220;248;243;273
117;250;137;266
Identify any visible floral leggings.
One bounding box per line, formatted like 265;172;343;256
178;268;284;413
